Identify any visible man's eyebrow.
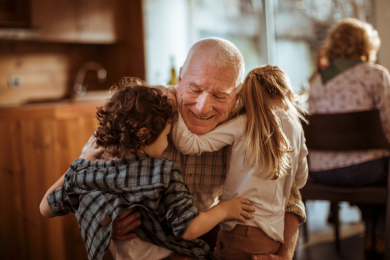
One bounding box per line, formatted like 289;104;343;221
188;82;232;94
188;82;202;88
217;89;232;95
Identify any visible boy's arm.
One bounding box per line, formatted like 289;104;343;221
163;164;254;241
40;173;66;218
171;113;243;156
182;198;254;240
40;140;104;218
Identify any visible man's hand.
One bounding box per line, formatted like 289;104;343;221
111;208;142;241
252;213;299;260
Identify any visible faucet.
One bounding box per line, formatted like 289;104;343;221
74;62;107;95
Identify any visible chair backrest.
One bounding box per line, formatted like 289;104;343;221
304;109;390;151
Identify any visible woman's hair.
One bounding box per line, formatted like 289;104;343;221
94;77;178;158
237;65;307;180
323;18;380;62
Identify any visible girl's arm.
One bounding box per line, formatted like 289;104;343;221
163;164;254;240
171;113;245;156
182;198;254;240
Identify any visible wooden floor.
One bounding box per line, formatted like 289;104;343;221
296;201;366;260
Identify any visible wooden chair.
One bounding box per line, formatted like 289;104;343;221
300;110;390;259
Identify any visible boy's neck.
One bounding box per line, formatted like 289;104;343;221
104;150;145;160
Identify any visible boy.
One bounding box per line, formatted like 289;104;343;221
40;77;254;260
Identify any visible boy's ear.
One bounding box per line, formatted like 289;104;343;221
137;127;150;142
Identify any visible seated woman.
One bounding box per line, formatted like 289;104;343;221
308;18;390;258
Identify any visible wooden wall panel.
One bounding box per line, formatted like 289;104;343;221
0;121;25;260
20;120;49;259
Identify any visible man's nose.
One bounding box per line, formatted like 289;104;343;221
196;93;213;114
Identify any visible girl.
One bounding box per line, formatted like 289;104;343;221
171;65;309;259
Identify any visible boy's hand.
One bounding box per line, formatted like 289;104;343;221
80;137;106;161
218;198;255;223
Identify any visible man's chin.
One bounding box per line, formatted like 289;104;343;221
187;124;217;135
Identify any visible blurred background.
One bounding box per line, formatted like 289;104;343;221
0;0;389;260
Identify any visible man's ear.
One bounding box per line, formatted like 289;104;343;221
235;89;241;101
178;67;183;85
137;127;150;142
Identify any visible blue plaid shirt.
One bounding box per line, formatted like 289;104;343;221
47;153;210;260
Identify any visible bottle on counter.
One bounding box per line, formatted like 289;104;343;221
168;56;177;86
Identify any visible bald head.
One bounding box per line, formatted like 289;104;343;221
181;37;245;90
176;38;245;135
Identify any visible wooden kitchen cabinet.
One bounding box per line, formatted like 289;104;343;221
30;0;118;43
0;101;113;260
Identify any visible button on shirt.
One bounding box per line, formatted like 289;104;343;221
47;153;209;260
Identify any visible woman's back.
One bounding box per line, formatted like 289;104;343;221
308;62;390;171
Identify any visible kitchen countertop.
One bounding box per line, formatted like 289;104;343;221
0;99;107;120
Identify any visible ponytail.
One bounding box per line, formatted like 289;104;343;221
238;66;300;180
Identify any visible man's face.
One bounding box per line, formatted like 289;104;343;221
176;56;239;135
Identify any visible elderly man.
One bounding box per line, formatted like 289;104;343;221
109;37;306;260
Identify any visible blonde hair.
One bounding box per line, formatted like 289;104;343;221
324;18;380;62
237;65;307;180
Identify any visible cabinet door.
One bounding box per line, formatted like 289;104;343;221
76;0;118;44
30;0;78;42
30;0;118;43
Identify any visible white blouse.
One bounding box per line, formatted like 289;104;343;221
308;62;390;171
171;110;308;243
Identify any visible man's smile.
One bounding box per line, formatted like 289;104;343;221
191;111;214;120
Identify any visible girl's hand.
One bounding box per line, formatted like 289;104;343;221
218;198;255;223
80;138;106;162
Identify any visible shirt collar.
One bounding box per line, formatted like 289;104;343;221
320;57;363;85
76;153;149;168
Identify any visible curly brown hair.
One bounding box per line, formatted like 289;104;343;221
94;77;178;158
324;18;380;62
